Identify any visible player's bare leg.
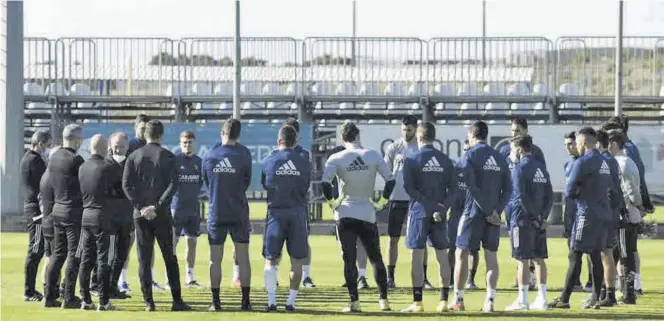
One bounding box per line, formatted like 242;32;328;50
451;248;469;310
232;249;241;288
234;242;252;310
466;250;479;289
531;258;548;309
184;237;200;287
401;249;426;312
434;249;451;312
483;250;499;312
599;249;618;306
423;247;433;289
288;258;305;310
505;259;529;311
386;236;399;287
208;244;224;311
301;249;315;288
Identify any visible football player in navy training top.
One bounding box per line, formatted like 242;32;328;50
452;121;512;313
261;125;312;312
167;130;204;289
549;127;610;309
399;123;457;313
562;132;584;290
499;117;546;290
203;118;253;311
504;135;553;311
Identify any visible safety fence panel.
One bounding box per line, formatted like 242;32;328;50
428;37;553;96
54;37;179;97
303;37;426;96
556;36;664;96
181;37;299;96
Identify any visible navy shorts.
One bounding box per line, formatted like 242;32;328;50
570;215;602;254
510;226;548;259
207;221;251;245
455;214;500;252
173;209;201;238
406;214;448;250
387;201;409;237
262;208;309;260
447;213;461;248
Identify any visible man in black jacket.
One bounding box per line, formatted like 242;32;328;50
106;132;133;298
122;120;191;312
44;124;85;308
21;130;52;302
77;134;119;311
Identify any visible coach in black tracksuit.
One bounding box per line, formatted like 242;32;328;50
21;130;52;302
39;170;60;299
44;125;85;308
122;120;190;312
77;135;119;311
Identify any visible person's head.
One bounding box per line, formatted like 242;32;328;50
607;129;627;156
30;130;52;155
564;131;578;157
278;125;298;148
509;135;533;163
109;132;129;163
602;118;624;133
283;117;300;135
340;121;360;145
416;122;436;147
179;130;196;156
463;139;470;152
221;118;242;145
467;121;489;146
62;124;84;150
134;114;150;139
576;127;597;155
144;120;164;144
401;115;418;143
89;134;107;157
510;117;528;138
595;129;609;151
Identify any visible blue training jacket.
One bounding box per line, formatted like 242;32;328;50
171;152;203;213
202;143;252;224
402;144;457;219
457;142;512;218
506;155;553;228
565;149;611;221
563;156;578;235
261;148;311;210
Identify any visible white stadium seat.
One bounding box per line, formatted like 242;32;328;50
286;83;308;96
311;83;335;109
336;83;357;109
70;83;94;110
214;83;233;111
532;83;553;111
384;82;409;110
558;83;582;123
24;83;49;119
191;83;216;112
508;83;532;112
407;83;427;96
263;83;289;109
483;84;508;123
359;82;382;110
241;82;262;110
433;84;458;112
45;83;68;96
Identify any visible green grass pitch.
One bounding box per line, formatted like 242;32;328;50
2;233;664;321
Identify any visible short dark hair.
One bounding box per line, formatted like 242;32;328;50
278;125;298;148
577;127;597;146
417;122;436;143
340;121;360;143
469;121;489;141
283;117;300;134
222;118;242;140
145;120;164;141
596;129;609;149
511;117;528;130
620;114;629;133
608;129;627;149
564;131;576;140
511;135;533;153
602;120;623;132
180;130;195;140
402;115;418;127
135;114;150;125
31;130;52;147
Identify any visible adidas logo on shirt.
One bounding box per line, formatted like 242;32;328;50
276;160;301;176
599;161;611;175
213;157;236;173
482;156;501;172
533;168;548;183
347;156;369;172
423;157;445;172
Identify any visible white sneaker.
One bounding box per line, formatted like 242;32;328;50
482;299;495;312
505;299;529;311
530;298;548;310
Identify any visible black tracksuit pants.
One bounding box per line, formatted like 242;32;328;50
77;225;113;305
45;216;82;302
24;210;45;296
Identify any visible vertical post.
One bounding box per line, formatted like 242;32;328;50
482;0;487;68
233;0;242;119
1;0;25;222
351;0;357;67
615;0;624;116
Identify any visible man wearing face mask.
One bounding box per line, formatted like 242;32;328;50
44;124;86;308
105;132;133;298
21;130;52;302
383;115;431;289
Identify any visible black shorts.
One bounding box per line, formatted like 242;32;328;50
387;201;409;237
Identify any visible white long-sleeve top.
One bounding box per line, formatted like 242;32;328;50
614;152;643;223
